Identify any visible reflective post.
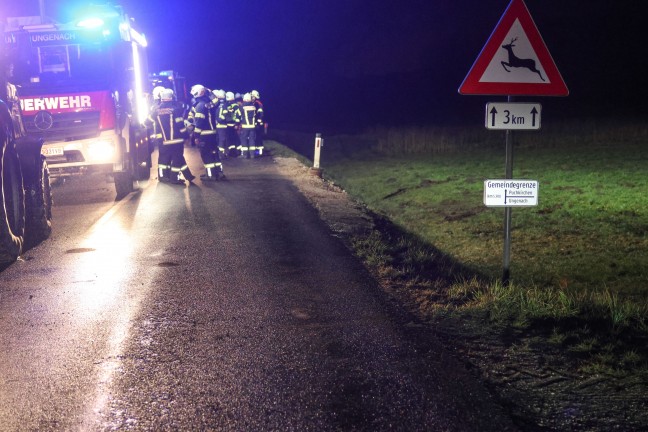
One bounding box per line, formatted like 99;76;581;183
310;133;323;177
314;133;322;168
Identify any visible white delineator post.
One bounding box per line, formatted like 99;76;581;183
310;133;323;177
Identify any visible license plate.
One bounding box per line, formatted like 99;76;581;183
41;147;64;156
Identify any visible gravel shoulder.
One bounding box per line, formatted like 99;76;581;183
272;155;648;431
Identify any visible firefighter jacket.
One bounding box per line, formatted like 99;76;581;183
219;100;242;127
241;102;257;129
230;102;242;127
146;100;188;145
253;99;264;126
216;100;229;128
189;96;218;136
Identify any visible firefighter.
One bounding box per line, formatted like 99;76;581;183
148;85;165;140
239;93;257;158
227;92;243;156
250;90;265;156
211;89;228;158
147;88;195;184
218;91;241;158
188;84;224;181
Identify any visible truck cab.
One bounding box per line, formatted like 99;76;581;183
5;4;152;198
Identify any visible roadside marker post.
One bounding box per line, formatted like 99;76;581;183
459;0;567;285
310;133;324;178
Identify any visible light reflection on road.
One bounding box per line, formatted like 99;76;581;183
73;207;135;317
72;191;150;426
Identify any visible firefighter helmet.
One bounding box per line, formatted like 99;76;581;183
225;91;235;101
251;90;260;99
214;89;226;99
243;93;252;102
152;86;166;100
161;88;175;101
190;84;206;98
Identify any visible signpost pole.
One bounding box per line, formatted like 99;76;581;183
502;96;514;285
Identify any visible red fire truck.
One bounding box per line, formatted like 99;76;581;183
4;4;152;197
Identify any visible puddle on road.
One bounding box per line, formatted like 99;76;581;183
66;248;97;254
156;262;181;268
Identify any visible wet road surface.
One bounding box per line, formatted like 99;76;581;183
0;147;518;431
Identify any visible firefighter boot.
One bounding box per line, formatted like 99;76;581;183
181;167;196;183
200;167;219;182
170;175;185;185
158;165;171;183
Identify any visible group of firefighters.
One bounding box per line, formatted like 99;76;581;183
146;84;265;184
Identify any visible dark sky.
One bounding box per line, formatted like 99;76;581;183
3;0;648;132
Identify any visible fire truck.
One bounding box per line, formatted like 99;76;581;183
1;22;52;265
4;4;152;198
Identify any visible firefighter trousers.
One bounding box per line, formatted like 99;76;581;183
197;133;223;179
158;141;193;181
240;128;256;158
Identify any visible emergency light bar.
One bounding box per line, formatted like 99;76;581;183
77;17;105;29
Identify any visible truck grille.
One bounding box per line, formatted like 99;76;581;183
25;111;101;142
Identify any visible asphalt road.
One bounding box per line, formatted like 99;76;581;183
0;147;518;431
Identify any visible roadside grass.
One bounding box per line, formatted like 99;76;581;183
267;122;648;374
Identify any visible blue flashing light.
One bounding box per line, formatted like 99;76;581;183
77;17;105;29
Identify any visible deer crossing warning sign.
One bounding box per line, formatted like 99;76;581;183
459;0;568;96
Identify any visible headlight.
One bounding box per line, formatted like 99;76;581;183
88;140;115;161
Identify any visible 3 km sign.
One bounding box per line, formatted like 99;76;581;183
486;102;541;130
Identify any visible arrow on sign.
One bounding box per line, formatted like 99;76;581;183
489;106;498;127
530;106;538;127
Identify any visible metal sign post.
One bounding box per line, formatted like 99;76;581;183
503;107;514;285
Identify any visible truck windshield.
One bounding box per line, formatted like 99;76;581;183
9;37;113;94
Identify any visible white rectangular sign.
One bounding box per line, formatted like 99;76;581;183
484;179;539;207
485;102;541;130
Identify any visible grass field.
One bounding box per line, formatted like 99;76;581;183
269;121;648;373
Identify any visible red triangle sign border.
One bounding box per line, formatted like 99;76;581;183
459;0;569;96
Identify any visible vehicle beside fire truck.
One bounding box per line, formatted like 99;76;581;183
4;4;152;198
149;70;189;104
1;22;52;266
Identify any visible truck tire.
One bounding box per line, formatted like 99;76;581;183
135;157;151;181
133;128;152;181
24;156;52;248
0;132;26;265
114;171;134;199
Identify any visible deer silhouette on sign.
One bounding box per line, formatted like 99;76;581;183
501;37;545;82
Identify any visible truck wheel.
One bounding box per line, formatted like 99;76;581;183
135;157;151;181
133;131;152;181
24;156;52;248
114;171;134;199
0;133;26;265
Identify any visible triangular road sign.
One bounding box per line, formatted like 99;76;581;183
459;0;568;96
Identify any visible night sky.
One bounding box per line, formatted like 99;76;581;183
3;0;648;132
